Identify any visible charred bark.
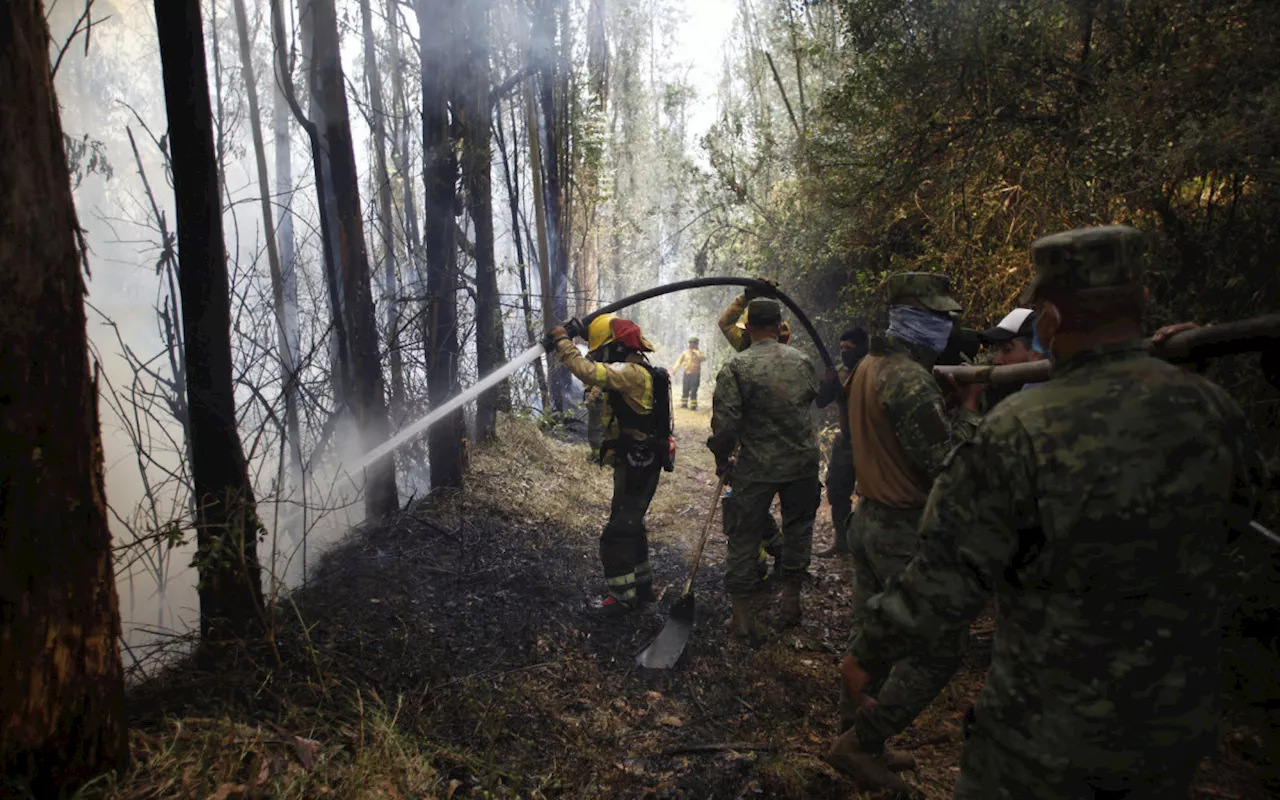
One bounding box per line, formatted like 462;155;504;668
154;0;266;642
0;3;127;792
418;0;466;487
305;0;399;518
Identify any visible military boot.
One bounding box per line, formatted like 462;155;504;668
824;728;913;796
778;582;802;628
729;594;765;643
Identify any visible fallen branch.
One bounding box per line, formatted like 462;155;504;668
663;742;774;756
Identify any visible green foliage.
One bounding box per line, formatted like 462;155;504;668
702;0;1280;709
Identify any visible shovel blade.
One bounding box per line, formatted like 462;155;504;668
636;594;695;669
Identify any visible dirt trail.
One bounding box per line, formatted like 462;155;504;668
114;412;1277;799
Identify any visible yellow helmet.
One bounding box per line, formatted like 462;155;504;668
778;320;792;344
587;314;617;352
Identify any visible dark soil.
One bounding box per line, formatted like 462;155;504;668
116;412;1280;799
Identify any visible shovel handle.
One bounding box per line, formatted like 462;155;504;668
681;474;729;595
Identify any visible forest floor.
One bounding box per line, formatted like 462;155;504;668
100;411;1279;799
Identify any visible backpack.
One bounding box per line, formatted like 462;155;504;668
602;364;675;472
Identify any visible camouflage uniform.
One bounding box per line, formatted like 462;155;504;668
849;226;1268;798
708;329;821;597
840;273;981;737
556;339;663;605
717;292;784;569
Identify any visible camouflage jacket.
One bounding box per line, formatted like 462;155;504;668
851;339;1268;771
848;335;981;505
709;338;820;483
717;294;750;353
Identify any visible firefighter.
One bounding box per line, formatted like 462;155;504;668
544;315;674;618
671;336;708;410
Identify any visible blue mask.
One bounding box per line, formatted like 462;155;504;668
1031;312;1052;358
886;306;955;355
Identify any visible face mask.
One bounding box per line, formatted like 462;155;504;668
841;349;862;369
886;306;955;355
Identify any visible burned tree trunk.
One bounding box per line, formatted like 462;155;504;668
461;0;506;442
418;0;466;487
304;0;399;518
0;3;127;792
155;0;266;643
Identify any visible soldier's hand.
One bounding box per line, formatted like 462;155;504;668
840;654;877;710
742;278;779;302
715;456;735;479
945;373;984;412
1152;321;1201;344
541;326;569;351
823;367;838;384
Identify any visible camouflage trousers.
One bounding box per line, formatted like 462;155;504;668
826;432;856;540
600;455;662;603
840;499;967;742
723;475;821;595
955;717;1205;800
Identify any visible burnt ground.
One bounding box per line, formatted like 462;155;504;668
106;411;1280;799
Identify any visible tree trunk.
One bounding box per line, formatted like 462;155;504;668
0;4;127;792
154;0;266;643
524;80;560;410
418;0;466;488
533;5;572;409
359;0;406;423
386;0;426;294
305;0;399;519
297;0;350;407
497;99;551;409
231;0;303;536
272;6;304;529
461;0;506;442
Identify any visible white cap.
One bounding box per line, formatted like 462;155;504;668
981;308;1035;343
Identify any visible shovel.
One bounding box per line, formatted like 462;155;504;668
636;474;729;669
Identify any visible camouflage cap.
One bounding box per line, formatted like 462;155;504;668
884;272;962;314
745;298;782;328
1020;225;1146;303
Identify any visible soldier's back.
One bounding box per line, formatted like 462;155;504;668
966;339;1262;794
726;340;819;481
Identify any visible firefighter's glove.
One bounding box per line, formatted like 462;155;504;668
742;278;779;302
542;326;570;352
563;317;587;341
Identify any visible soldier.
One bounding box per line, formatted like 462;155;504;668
836;272;984;786
671;336;708;410
717;281;791;352
830;225;1268;799
708;299;822;638
815;327;869;558
545;315;674;618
